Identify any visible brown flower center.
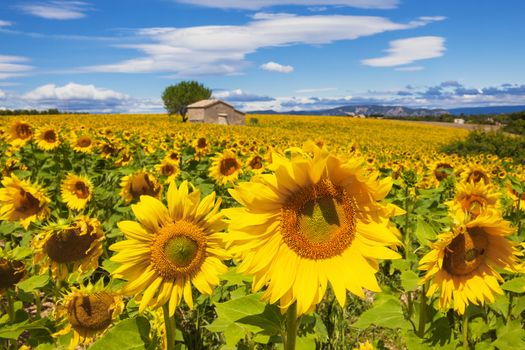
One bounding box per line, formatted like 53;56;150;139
443;227;488;276
77;136;92;148
249;156;263;170
0;259;25;289
67;292;114;336
434;163;453;181
43;130;57;143
15;123;32;139
197;138;207;148
220;158;240;176
466;170;489;184
150;221;206;279
129;173;160;200
161;164;176;176
44;227;97;263
280;179;357;260
74;181;90;199
14;189;42;217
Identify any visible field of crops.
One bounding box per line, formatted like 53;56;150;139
0;114;523;350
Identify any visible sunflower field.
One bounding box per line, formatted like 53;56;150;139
0;114;524;350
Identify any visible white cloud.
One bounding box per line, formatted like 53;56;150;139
24;82;128;101
260;61;294;73
0;90;5;99
85;15;443;76
0;20;13;27
0;55;33;80
213;88;274;102
362;36;446;67
395;66;424;71
175;0;398;10
18;1;92;20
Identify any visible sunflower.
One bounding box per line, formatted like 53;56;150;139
33;216;104;280
432;161;454;182
71;133;95;154
120;171;163;204
54;281;123;349
419;210;520;315
224;144;403;316
353;341;375;350
7;120;33;147
460;163;491;185
34;126;61;151
61;173;94;210
0;174;50;229
0;255;26;292
209;150;243;186
246;153;266;174
155;159;180;184
192;136;210;160
448;180;500;217
110;181;229;316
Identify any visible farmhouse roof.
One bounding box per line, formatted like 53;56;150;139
187;99;245;115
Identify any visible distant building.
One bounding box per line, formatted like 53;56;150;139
454;118;465;124
186;99;245;125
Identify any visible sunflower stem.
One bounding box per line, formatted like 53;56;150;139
417;284;427;337
162;303;176;350
284;302;298;350
35;291;42;319
6;289;15;323
462;312;469;350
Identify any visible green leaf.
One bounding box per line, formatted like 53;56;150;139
351;294;410;330
221;267;252;287
492;320;525;350
414;219;436;246
400;270;420;292
296;333;317;350
501;277;525;293
16;274;50;293
0;318;49;339
90;317;151;350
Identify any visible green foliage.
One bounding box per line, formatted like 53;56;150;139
90;317;152;350
441;130;525;163
161;81;212;122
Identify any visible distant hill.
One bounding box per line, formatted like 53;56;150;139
447;105;525;115
249;105;448;117
248;104;525;117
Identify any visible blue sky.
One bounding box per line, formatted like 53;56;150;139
1;0;524;113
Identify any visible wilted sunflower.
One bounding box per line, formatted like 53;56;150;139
33;216;104;280
225;144;402;316
71;133;95;154
7;120;33;147
209;150;243;186
448;180;499;217
419;210;519;314
460;163;491;185
120;171;162;204
0;254;26;292
35;127;61;151
110;181;229;316
61;173;94;210
0;174;50;229
155;159;180;184
54;281;123;349
246;154;265;174
432;161;454;182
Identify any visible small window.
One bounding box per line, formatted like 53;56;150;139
218;116;228;125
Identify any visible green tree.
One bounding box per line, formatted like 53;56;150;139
162;81;212;122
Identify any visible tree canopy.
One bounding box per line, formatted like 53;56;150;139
162;81;212;122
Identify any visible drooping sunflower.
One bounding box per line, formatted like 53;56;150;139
460;162;491;185
35;127;61;151
246;153;266;174
448;180;500;217
224;144;403;316
209;150;243;186
0;174;50;229
110;181;229;316
33;216;104;280
0;249;26;293
54;281;123;349
61;173;94;211
419;209;520;315
7;120;33;147
120;171;163;204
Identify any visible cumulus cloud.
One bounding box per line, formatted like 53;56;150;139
213;89;274;102
175;0;398;10
362;36;446;67
260;61;294;73
84;15;443;76
0;20;12;27
0;55;33;80
18;1;92;20
0;82;164;113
